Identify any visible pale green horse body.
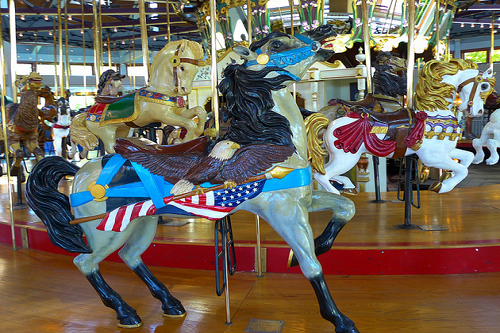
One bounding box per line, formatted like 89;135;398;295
71;40;207;154
26;27;359;333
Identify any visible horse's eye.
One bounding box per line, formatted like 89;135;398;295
481;83;489;90
270;40;284;52
180;66;185;71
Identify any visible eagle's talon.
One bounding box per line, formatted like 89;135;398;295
194;185;205;195
223;181;237;189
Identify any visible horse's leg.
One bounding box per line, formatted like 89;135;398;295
421;148;473;193
178;106;207;137
485;129;500;165
118;216;186;317
289;190;355;267
250;191;358;333
52;129;62;157
315;151;361;194
8;141;24;176
472;136;487;164
157;112;198;143
73;223;143;328
25;132;44;162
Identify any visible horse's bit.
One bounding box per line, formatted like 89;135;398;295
456;71;489;113
246;34;321;81
170;44;203;93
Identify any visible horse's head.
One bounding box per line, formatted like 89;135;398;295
376;52;407;73
26;72;43;92
455;67;495;117
56;97;69;116
233;25;337;82
150;40;204;96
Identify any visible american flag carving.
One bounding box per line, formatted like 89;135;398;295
96;179;266;232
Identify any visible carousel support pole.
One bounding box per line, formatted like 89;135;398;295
399;0;417;228
288;0;296;98
58;0;64;96
139;0;150;84
9;0;17;101
65;1;70;91
166;0;171;42
361;0;383;202
93;0;101;81
490;14;495;72
209;0;229;324
435;0;440;60
53;18;58;95
81;0;87;106
0;16;17;250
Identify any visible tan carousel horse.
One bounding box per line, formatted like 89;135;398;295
70;40;207;153
5;72;56;176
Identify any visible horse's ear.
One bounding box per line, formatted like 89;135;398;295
484;68;494;78
180;39;188;53
233;45;252;59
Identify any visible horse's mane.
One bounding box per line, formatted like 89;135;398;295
217;61;295;149
373;64;407;97
415;58;477;112
97;69;118;95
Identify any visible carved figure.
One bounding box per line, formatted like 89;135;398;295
45;96;79;159
6;73;56;176
26;26;361;332
472;108;500;165
70;40;207;153
310;59;495;194
319;51;407;121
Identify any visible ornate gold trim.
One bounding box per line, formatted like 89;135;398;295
370;126;388;134
424;131;461;141
88;181;109;202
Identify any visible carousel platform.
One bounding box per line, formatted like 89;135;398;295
2;165;500;276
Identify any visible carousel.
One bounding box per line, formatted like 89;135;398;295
1;0;500;332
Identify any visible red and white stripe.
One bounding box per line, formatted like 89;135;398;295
169;191;232;220
96;200;156;232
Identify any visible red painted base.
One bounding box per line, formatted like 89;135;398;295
3;224;500;275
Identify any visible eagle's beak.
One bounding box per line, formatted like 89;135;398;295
231;142;241;149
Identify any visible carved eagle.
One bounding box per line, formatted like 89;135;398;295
115;138;295;195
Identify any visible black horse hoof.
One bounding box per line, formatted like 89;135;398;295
117;313;143;328
163;304;187;318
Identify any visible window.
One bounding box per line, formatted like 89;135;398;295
127;65;148;77
462;49;500;64
70;65;93;76
16;63;33;76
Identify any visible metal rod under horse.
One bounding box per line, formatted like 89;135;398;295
70;40;207;153
26;26;359;332
310;59;495;194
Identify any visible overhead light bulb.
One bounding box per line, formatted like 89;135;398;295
153;37;157;41
480;24;484;28
68;15;72;20
460;23;464;28
20;15;25;20
49;31;53;36
19;32;23;37
44;15;49;21
80;29;84;34
122;40;125;44
114;27;117;32
471;24;475;28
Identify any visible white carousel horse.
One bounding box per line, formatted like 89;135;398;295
26;27;361;332
43;96;79;159
310;59;495;194
70;40;207;154
472;108;500;165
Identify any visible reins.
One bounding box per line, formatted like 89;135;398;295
456;71;486;113
170;44;202;93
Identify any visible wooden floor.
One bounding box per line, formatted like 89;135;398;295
3;242;500;333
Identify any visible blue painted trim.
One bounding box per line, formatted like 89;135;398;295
130;161;167;209
262;166;312;192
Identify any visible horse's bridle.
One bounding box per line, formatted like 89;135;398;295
245;34;322;81
456;71;488;113
170;44;202;93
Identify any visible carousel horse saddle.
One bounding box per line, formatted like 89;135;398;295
115;135;208;156
95;91;136;105
337;93;404;114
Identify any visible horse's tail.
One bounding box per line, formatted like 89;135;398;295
25;156;92;253
304;113;329;175
70;112;99;151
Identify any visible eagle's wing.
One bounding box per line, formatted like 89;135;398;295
216;144;295;184
115;142;203;184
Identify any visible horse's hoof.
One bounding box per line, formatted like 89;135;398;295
287;249;299;267
429;181;442;193
117;313;143;328
163;304;187;318
439;172;451;182
342;188;358;195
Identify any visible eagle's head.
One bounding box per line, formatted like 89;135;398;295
209;140;241;161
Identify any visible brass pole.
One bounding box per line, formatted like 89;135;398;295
407;0;416;109
107;34;112;68
491;14;495;71
133;27;136;90
166;0;171;42
93;0;101;81
9;0;17;101
288;0;294;35
1;9;17;251
361;0;373;94
82;0;87;106
65;1;71;91
58;0;64;96
209;0;219;138
247;0;252;42
435;0;440;60
139;0;150;84
53;18;58;95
